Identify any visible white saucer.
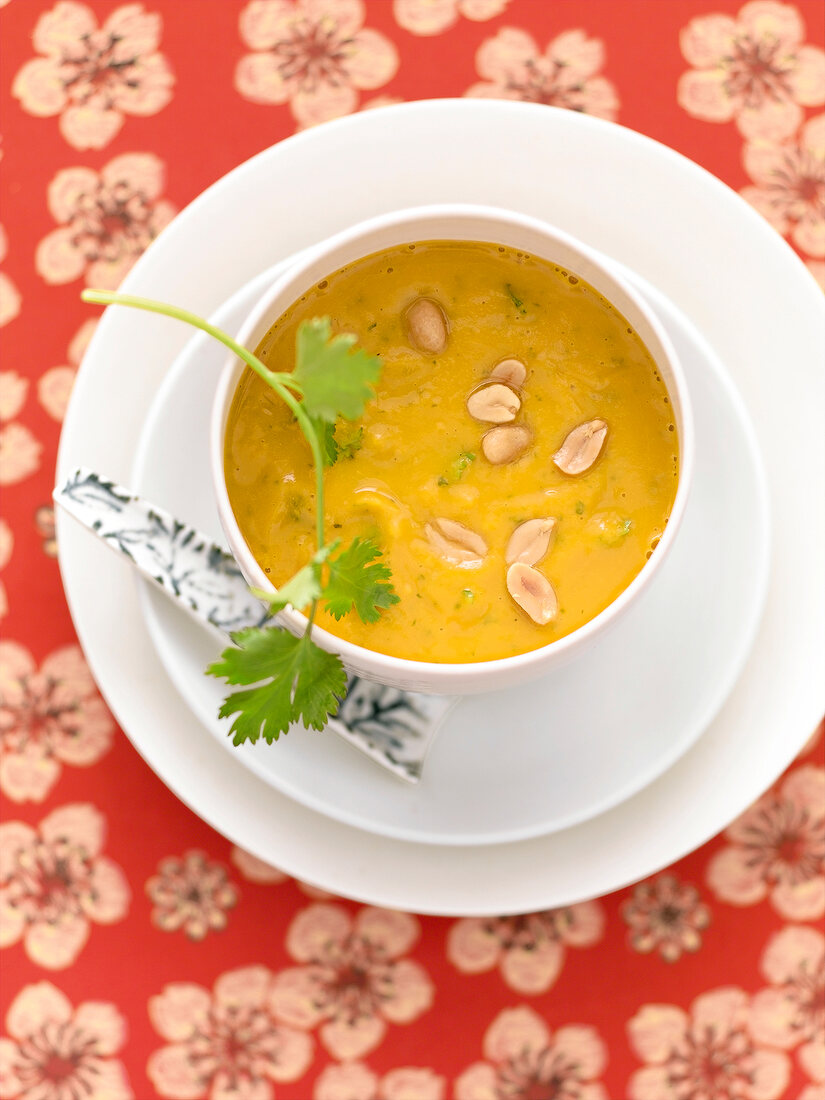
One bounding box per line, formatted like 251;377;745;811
56;102;825;913
131;257;769;846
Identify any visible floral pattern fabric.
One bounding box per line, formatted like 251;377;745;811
36;152;176;289
147;966;314;1099
0;803;130;969
466;26;620;117
0;642;114;802
12;1;174;149
627;988;792;1100
1;1;823;1096
0;981;133;1100
235;0;399;129
678;0;825;141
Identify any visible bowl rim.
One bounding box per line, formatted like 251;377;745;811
210;202;695;686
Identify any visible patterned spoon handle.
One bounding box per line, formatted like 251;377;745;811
54;468;454;782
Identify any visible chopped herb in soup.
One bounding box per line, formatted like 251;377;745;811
225;240;679;663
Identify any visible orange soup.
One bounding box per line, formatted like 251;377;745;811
225;240;679;662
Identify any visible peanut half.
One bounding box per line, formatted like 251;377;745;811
505;517;557;566
506;562;558;625
490;357;527;388
466;382;521;424
482;424;532;465
425;517;487;566
553;418;608;475
405;297;448;354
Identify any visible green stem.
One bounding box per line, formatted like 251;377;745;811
82;288;327;555
289;401;325;553
82;288;302;393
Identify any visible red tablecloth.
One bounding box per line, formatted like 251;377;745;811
1;1;824;1097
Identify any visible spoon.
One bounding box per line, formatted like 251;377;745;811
54;467;454;782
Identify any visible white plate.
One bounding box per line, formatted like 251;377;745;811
131;258;768;846
56;101;825;913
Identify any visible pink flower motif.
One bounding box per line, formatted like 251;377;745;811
621;874;711;962
750;926;824;1080
36;153;176;289
0;424;40;487
393;0;509;37
0;641;115;802
447;901;605;994
627;988;791;1100
0;981;133;1100
455;1006;608;1100
0;803;130;969
0;275;18;327
0;225;21;328
678;0;825;142
37;370;74;422
35;506;58;558
146;850;239;940
314;1062;445;1100
0;373;28;422
0;519;11;619
741;112;825;259
465;27;619;120
12;1;174;150
800;1045;825;1100
147;966;313;1099
37;318;96;422
235;0;399;129
270;903;434;1059
706;764;825;920
0;372;42;488
230;844;332;898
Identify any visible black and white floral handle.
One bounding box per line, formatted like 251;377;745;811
54;468;452;782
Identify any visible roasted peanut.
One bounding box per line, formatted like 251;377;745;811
405;297;448;354
553;418;608;475
505;517;557;566
425;517;487;566
481;425;532;465
490;357;527;387
466;382;521;424
506;562;558;625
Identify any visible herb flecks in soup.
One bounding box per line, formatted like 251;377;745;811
225;240;679;663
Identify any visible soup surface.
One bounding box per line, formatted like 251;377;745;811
225;240;679;662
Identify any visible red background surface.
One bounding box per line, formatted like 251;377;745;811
1;1;823;1097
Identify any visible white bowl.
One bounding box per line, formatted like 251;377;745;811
211;204;694;694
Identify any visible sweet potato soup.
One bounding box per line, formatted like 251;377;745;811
225;241;679;663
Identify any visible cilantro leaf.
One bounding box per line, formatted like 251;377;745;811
438;450;475;485
324;537;399;623
250;565;320;616
506;283;523;309
314;421;363;466
313;417;339;467
207;626;347;744
335;425;364;459
250;544;336;614
294;318;381;423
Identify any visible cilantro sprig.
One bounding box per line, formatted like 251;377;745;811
324;537;397;623
208;629;347;745
82;289;398;744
